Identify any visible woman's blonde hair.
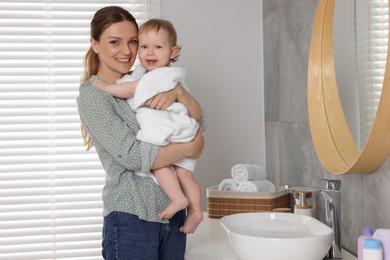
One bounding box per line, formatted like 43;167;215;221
80;6;138;150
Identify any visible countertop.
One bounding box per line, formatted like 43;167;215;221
185;213;357;260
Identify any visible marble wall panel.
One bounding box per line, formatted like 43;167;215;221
262;0;390;255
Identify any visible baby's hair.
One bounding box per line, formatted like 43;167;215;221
139;19;181;62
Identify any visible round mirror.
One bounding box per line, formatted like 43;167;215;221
307;0;390;174
333;0;359;146
334;0;388;149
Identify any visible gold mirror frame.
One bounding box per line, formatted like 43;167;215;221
308;0;390;174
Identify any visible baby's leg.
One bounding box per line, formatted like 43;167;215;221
175;166;203;234
153;167;189;220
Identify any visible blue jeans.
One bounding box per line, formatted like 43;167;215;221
102;210;186;260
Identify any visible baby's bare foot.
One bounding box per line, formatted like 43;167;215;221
179;210;203;234
159;197;189;220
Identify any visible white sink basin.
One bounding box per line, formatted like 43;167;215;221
220;212;333;260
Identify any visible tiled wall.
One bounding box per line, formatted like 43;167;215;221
263;0;390;255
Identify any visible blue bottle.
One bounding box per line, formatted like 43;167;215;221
363;239;383;260
358;226;374;260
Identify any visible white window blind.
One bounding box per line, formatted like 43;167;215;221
356;0;388;145
0;1;160;259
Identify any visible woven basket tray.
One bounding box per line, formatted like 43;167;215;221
206;185;290;218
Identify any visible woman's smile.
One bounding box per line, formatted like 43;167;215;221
116;58;131;63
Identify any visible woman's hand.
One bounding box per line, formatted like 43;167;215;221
187;128;205;160
151;127;205;170
145;83;202;121
144;85;181;110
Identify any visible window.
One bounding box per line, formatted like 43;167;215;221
0;1;160;259
356;0;388;145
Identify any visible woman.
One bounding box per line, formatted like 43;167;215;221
77;6;206;260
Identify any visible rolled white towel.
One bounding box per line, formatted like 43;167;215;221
218;178;240;191
231;164;267;182
237;180;276;192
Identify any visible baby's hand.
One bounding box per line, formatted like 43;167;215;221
92;79;108;90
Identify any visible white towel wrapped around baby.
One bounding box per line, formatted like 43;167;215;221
231;164;267;182
237;180;276;192
218;178;239;191
120;65;199;146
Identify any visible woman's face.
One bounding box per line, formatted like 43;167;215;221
91;21;138;83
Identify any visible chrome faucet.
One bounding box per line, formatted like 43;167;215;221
285;179;342;260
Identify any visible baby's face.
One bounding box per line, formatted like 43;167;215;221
138;29;177;71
